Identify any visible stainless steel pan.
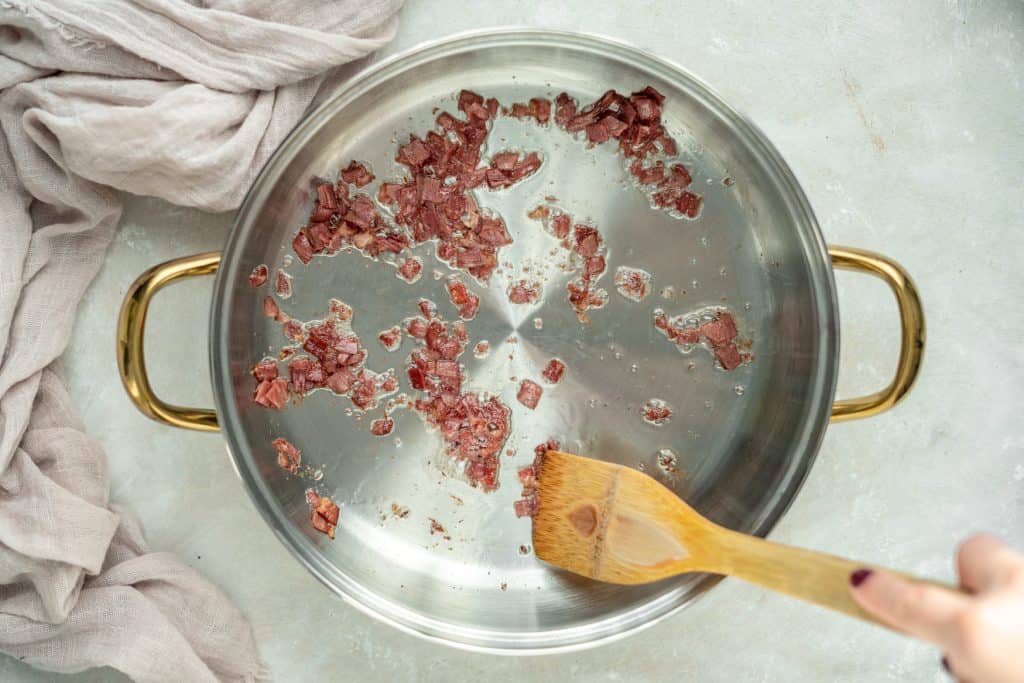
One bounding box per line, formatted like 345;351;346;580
116;30;924;653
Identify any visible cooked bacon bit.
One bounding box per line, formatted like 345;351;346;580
507;97;551;125
517;380;543;410
283;319;304;341
404;306;511;491
714;344;743;370
428;518;447;535
630;159;665;185
445;278;480;320
513;438;558;517
349;371;378;410
274;270;293;299
642;398;672;425
263;296;282;321
272;437;301;474
676;191;702;218
391;503;410;519
405;317;428;340
653;309;749;370
529;97;551;124
614;266;652;302
528;204;550;220
663;163;693;188
293;164;408;265
554;92;577;127
378;326;402;352
507;280;540;305
309;493;339;538
327;368;355;394
553;87;702;219
254;378;288;409
292;229;314;264
370;416;394;436
340;160;374;187
514;498;537;518
529;208;609;322
252;359;278;382
550;213;570;239
248;265;268;287
378;95;544;281
329;298;353;321
541;359;566;384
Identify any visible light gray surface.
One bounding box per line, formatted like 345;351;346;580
4;0;1022;680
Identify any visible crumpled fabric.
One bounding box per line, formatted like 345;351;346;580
0;1;402;679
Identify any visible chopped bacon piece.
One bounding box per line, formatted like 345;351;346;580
248;264;268;287
513;439;558;517
274;270;292;299
508;280;540;305
714;344;743;371
370;417;394;436
329;298;353;321
292;230;314;264
701;313;739;347
263;296;282;321
309;493;339;538
586;121;611;143
254;378;288;410
514;498;538;518
349;373;377;410
554;92;577;127
252;359;278;382
272;437;301;474
529;97;551;124
630;160;665;185
642;398;672;425
378;326;402;352
282;319;303;342
445;279;480;320
517;380;543;410
662;163;693;188
542;359;566;384
403;305;511;491
550;213;570;239
614;266;652;302
327;369;355;394
528;204;550;220
676;191;702;218
395;256;422;283
653;309;749;370
491;152;518;171
340;160;374;187
397;137;431;167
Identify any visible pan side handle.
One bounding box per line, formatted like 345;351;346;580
828;246;925;422
116;252;221;432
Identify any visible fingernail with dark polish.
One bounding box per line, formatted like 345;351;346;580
941;656;950;673
850;568;873;587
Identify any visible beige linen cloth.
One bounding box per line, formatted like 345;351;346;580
0;1;402;679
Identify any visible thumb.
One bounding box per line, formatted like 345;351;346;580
850;568;968;648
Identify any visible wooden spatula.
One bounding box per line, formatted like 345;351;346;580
532;450;961;628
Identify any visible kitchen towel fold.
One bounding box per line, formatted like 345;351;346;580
0;1;402;680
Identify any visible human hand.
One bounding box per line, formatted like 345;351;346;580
849;534;1024;682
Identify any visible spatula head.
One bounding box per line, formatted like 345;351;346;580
532;450;713;584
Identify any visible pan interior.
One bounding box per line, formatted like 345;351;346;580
212;32;836;651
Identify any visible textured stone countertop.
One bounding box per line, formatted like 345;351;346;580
3;1;1022;681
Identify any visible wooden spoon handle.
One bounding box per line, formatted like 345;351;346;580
708;528;963;628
